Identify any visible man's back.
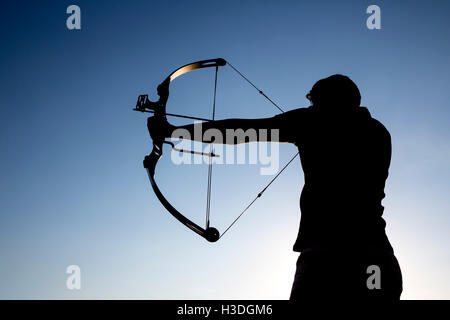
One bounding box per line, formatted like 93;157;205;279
283;105;401;301
277;106;393;252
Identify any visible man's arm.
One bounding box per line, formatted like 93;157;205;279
149;107;309;145
173;117;290;144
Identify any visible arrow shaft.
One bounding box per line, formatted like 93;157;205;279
133;108;211;122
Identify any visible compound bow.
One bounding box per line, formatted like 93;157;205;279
133;58;298;242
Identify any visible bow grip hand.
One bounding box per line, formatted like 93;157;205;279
147;116;173;143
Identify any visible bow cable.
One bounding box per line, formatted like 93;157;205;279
227;61;285;113
219;151;299;239
218;61;300;237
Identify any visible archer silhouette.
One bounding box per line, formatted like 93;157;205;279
148;74;402;301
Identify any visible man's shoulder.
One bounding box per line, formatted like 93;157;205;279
369;116;390;138
274;106;312;119
363;114;391;146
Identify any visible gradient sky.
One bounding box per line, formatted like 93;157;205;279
0;0;449;299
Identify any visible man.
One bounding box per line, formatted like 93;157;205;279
149;74;402;300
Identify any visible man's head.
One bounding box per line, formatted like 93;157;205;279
307;74;361;111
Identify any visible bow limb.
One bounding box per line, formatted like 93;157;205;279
168;58;226;82
143;144;220;243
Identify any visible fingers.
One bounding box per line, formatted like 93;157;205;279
147;116;172;141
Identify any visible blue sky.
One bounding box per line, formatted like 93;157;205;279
0;0;449;299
